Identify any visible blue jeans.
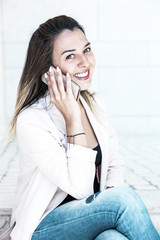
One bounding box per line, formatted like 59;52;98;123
31;187;160;240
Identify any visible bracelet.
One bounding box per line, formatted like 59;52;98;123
67;132;85;145
67;133;85;138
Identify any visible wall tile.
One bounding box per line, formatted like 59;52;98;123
112;116;160;135
99;0;160;41
93;41;149;67
3;42;28;68
149;41;160;65
111;116;149;136
2;0;98;42
98;67;160;115
4;68;22;120
148;117;160;135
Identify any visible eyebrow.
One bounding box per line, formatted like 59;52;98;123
61;42;91;55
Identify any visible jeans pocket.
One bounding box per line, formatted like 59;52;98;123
85;192;101;204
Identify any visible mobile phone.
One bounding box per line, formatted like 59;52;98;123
41;66;80;101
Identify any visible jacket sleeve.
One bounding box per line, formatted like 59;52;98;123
16;112;96;200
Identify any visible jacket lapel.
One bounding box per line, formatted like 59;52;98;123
80;96;109;190
44;94;66;135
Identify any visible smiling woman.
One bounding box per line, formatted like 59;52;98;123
3;15;160;240
52;28;95;91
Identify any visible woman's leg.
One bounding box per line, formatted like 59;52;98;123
31;187;160;240
95;229;129;240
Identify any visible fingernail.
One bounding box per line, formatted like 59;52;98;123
57;66;60;72
66;73;69;77
44;73;48;79
49;66;52;73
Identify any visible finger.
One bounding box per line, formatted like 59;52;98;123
45;73;55;103
48;66;60;101
66;72;72;96
56;67;65;98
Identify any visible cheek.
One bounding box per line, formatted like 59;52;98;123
88;53;96;68
91;55;96;66
59;62;77;75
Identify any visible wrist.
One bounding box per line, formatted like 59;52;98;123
64;113;81;123
67;132;85;144
66;119;83;133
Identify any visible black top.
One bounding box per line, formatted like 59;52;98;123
93;144;102;193
59;144;102;206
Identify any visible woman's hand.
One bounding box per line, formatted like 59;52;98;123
45;66;88;147
46;66;80;123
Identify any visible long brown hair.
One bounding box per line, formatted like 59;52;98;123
7;15;97;141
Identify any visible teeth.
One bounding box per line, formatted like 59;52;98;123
75;71;88;78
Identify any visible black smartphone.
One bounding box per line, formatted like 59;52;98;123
41;66;80;101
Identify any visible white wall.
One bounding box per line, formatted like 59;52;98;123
1;0;160;135
0;0;5;133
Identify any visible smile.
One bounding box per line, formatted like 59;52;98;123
74;70;89;80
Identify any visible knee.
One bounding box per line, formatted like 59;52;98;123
111;187;147;215
95;229;129;240
105;186;147;212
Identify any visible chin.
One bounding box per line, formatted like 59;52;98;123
76;81;91;92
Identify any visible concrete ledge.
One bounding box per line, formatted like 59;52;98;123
0;209;11;235
149;208;160;235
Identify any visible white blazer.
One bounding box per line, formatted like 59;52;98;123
8;93;123;240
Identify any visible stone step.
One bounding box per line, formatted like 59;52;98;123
148;208;160;235
0;209;11;235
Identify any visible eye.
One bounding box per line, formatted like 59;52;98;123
66;54;75;60
84;47;91;53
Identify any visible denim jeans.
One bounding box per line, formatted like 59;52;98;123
31;187;160;240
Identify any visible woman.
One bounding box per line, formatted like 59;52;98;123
5;15;160;240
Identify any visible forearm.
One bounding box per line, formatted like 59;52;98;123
66;119;88;147
46;67;88;148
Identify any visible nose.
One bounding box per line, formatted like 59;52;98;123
78;54;89;68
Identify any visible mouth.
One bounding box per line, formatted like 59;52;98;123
74;70;89;81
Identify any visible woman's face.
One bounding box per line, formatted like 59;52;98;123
52;28;96;91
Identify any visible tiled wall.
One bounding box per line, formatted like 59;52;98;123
0;1;5;131
1;0;160;135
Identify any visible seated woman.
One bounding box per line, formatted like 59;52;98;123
5;15;160;240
